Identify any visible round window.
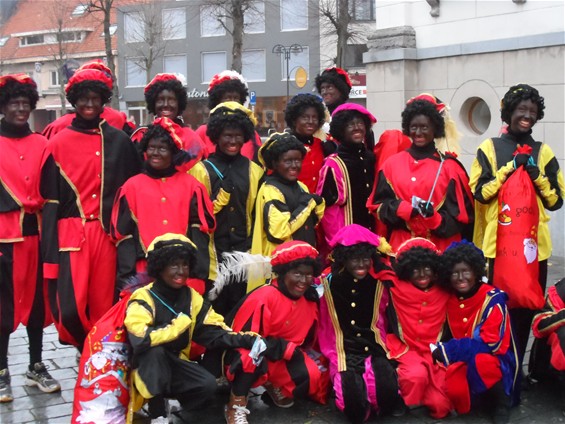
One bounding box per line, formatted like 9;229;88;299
460;97;491;135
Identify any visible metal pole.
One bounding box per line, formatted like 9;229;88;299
285;49;290;101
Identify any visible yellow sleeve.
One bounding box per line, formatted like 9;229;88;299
124;287;192;352
189;162;231;214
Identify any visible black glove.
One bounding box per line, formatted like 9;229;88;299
514;153;530;168
418;201;435;218
263;336;289;361
220;178;234;194
311;193;324;205
525;165;540;181
431;346;444;364
298;191;315;206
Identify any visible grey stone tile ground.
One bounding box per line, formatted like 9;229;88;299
1;257;564;423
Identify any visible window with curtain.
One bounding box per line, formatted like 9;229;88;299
245;2;265;34
126;59;145;86
202;52;227;83
242;50;266;81
163;8;187;40
280;0;307;31
124;12;145;43
164;55;188;82
200;5;226;37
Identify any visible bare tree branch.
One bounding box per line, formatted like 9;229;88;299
83;0;120;109
200;0;264;73
45;0;82;114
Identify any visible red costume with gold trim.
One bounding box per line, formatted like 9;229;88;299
0;127;52;333
225;280;328;404
435;283;518;414
111;170;216;285
40;119;141;347
368;146;474;252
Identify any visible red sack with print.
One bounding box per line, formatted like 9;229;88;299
493;146;544;309
72;293;132;424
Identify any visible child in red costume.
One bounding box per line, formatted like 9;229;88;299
111;117;216;294
388;238;451;418
434;241;519;424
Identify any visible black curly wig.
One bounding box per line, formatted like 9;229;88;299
438;242;486;290
146;243;197;279
401;99;445;139
394;246;441;282
139;125;180;154
501;83;545;125
208;79;249;109
206;108;255;144
0;79;39;110
329;109;373;143
272;257;322;281
315;72;350;103
331;242;389;275
66;80;112;107
260;132;306;170
284;94;326;131
145;79;188;115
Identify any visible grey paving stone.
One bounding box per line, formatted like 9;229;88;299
30;402;73;421
0;407;36;423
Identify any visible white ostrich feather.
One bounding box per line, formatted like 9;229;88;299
209;251;272;300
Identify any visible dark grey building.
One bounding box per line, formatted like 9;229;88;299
117;0;321;133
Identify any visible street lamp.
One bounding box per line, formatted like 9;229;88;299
272;44;304;101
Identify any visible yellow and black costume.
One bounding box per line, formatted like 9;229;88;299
124;234;257;421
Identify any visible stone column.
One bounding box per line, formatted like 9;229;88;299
364;26;417;134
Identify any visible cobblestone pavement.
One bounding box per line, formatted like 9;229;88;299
1;257;564;424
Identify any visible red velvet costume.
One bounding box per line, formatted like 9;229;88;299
196;124;262;162
298;136;328;194
368;147;474;252
42;107;135;139
387;278;451;418
111;171;216;286
40;119;141;347
0;129;51;334
225;281;328;404
438;284;518;414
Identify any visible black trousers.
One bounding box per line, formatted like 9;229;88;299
488;258;548;365
135;346;216;412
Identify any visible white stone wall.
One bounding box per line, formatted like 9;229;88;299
375;0;564;48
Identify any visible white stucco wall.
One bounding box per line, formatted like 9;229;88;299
376;0;564;49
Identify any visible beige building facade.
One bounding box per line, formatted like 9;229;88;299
364;0;565;258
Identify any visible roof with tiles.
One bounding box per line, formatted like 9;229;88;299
0;0;130;63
